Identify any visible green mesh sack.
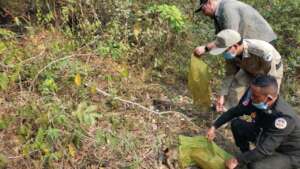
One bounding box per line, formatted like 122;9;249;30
179;135;232;169
188;55;211;112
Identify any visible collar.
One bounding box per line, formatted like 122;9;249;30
270;97;279;110
214;0;222;16
261;97;279;114
242;40;249;59
233;40;247;60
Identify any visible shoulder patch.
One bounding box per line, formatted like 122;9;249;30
275;118;287;129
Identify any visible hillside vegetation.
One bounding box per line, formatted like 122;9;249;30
0;0;299;168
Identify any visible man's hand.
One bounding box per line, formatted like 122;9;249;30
206;126;216;141
193;46;206;57
216;95;226;112
225;158;238;169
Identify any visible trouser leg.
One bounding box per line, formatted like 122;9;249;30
224;70;252;110
231;118;260;152
248;153;292;169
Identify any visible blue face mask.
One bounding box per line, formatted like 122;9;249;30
252;102;268;110
223;51;236;60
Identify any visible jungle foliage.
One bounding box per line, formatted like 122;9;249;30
0;0;299;168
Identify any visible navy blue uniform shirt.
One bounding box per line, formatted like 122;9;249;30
213;90;300;167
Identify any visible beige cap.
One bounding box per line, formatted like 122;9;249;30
209;29;242;55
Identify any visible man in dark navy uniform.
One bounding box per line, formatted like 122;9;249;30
206;75;300;169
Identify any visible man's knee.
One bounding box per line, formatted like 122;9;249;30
231;118;250;140
247;154;292;169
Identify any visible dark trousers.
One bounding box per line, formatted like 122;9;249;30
231;118;293;169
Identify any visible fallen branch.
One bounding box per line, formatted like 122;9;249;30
20;49;46;65
84;83;201;131
85;83;160;115
158;111;201;130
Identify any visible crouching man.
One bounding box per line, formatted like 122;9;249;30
207;75;300;169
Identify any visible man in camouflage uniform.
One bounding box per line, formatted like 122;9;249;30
193;0;277;112
206;29;283;112
206;75;300;169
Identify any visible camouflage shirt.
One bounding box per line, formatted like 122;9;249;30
220;39;283;96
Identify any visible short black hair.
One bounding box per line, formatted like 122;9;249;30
251;75;278;96
195;0;209;13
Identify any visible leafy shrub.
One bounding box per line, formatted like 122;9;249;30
148;4;186;32
72;102;100;126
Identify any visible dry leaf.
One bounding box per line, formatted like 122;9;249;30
133;22;142;39
68;144;76;157
90;85;97;94
74;74;81;87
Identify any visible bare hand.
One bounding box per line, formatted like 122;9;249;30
216;95;225;112
207;126;216;141
193;46;206;57
206;42;216;49
225;158;238;169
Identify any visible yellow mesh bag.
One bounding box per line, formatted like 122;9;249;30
188;56;211;112
179;135;232;169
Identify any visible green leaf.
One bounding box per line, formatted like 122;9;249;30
0;73;9;90
49;151;63;161
106;133;119;147
84;105;97;113
0;28;15;38
72;102;100;126
35;128;46;144
0;153;8;168
95;129;106;145
40;77;58;94
0;120;8;130
0;42;6;54
46;128;61;141
119;68;129;78
54;114;68;125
